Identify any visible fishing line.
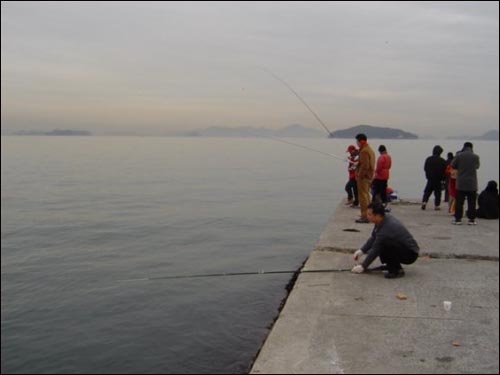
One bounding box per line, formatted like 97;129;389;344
263;135;346;162
263;69;333;136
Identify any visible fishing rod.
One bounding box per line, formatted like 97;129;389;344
261;69;352;163
116;266;386;283
117;268;352;283
264;69;333;137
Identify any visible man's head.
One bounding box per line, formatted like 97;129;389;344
355;133;367;147
367;202;385;224
355;133;367;142
378;145;386;153
463;142;473;150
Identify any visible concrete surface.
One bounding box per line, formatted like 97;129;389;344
316;200;499;260
250;201;499;374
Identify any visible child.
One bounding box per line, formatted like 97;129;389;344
345;145;359;206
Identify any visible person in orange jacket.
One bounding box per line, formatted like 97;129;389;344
354;133;375;223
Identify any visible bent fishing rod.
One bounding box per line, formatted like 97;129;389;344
263;69;333;137
260;69;351;162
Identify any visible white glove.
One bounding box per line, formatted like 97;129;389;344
351;265;365;274
353;249;364;261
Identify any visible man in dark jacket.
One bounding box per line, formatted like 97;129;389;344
421;145;447;210
351;203;420;278
451;142;480;225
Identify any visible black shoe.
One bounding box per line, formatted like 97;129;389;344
355;218;370;224
421;203;426;210
384;269;405;279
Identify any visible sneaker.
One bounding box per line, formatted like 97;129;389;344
468;220;477;225
345;199;353;205
434;206;441;211
421;203;426;210
384;269;405;279
350;203;359;208
451;220;462;225
355;218;370;224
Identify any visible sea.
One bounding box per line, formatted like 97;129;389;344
1;136;498;374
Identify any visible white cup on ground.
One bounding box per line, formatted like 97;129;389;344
443;301;452;311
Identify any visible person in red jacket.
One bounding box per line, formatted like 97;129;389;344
372;145;392;207
344;145;359;206
445;158;457;214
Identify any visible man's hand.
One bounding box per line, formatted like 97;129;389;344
353;249;364;261
351;265;365;274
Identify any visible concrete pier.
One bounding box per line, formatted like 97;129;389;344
250;201;499;374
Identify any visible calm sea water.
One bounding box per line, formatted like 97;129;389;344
2;136;498;374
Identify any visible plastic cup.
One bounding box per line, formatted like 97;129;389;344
443;301;452;311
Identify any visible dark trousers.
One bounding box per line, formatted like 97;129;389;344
454;190;477;221
345;177;358;203
379;245;419;273
372;179;388;205
422;179;442;207
443;178;450;202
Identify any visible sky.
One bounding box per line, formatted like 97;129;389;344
1;1;498;137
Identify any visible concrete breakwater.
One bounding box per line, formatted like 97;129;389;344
250;201;499;374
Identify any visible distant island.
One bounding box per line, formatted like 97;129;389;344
13;129;92;136
328;125;418;139
447;129;499;141
182;124;325;138
179;124;421;139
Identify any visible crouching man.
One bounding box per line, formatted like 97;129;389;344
351;203;419;278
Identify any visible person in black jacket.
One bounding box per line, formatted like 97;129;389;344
477;180;499;219
351;203;420;279
421;145;447;210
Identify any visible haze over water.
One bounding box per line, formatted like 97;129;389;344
1;136;498;373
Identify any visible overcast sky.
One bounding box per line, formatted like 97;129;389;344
1;1;498;137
